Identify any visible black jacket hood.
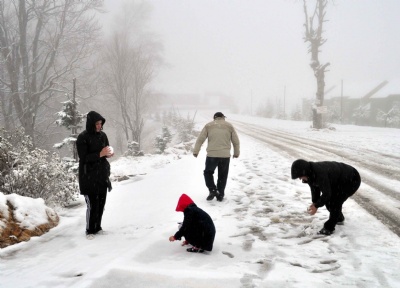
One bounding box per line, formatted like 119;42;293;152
86;111;106;134
291;159;311;179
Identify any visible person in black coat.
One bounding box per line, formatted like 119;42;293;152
169;194;216;253
291;159;361;235
76;111;114;239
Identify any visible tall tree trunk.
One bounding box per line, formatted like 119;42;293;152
303;0;330;129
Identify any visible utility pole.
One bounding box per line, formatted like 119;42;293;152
72;78;76;136
283;85;286;118
72;78;78;161
251;89;253;115
340;79;343;124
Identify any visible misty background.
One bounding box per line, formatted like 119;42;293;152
1;0;399;158
102;0;400;111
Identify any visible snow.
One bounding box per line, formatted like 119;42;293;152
0;194;55;230
0;193;9;229
1;112;400;288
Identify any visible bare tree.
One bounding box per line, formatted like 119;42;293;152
101;1;162;151
303;0;330;129
0;64;14;131
0;0;103;146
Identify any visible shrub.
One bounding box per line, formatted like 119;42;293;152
154;126;172;154
124;141;144;157
0;128;79;207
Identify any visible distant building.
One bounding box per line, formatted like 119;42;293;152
302;81;400;128
367;94;400;127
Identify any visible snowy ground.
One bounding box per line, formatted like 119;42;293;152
1;113;400;288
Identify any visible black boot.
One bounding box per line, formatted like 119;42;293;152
318;227;334;236
206;189;217;201
187;247;204;253
216;192;224;201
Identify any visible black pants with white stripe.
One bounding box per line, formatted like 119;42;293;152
84;188;107;234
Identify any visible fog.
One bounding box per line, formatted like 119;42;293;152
103;0;400;113
1;1;398;153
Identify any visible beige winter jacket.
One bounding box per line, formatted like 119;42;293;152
193;117;240;158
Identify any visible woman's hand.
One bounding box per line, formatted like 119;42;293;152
100;146;114;158
100;147;110;158
107;146;114;158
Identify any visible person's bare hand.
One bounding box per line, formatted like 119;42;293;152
107;146;114;158
307;203;318;215
169;236;175;242
100;147;110;157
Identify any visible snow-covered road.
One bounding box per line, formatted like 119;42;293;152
230;117;400;236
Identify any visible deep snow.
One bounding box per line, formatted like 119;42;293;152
1;113;400;288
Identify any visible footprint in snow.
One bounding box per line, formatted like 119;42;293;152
222;251;234;258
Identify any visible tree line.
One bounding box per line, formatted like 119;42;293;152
0;0;162;154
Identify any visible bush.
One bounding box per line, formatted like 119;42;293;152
162;110;196;143
124;141;144;157
154;126;172;154
0;128;79;207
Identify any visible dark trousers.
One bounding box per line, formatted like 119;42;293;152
84;188;107;234
204;157;230;196
324;169;361;231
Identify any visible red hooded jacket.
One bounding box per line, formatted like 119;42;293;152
175;194;194;212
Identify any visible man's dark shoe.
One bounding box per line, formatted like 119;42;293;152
216;194;224;201
206;190;217;201
318;228;334;236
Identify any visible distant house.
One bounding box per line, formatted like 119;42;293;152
368;94;400;127
322;94;400;127
302;81;400;128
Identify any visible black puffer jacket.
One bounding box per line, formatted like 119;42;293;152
76;111;112;195
292;160;361;208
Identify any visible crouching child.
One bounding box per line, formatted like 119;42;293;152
169;194;216;253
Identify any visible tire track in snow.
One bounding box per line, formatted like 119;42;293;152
232;120;400;237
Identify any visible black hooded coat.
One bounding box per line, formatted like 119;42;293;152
291;159;361;209
76;111;112;195
174;194;216;251
291;159;361;231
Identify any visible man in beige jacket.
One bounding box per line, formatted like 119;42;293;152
193;112;240;201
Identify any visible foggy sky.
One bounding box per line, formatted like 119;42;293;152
103;0;400;111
